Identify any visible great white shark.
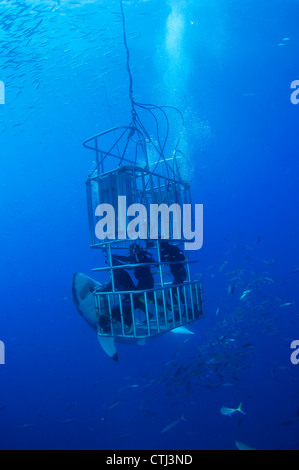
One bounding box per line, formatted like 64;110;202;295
72;273;194;362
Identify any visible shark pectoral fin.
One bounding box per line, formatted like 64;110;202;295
97;329;118;362
170;326;194;335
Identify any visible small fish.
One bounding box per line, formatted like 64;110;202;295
264;277;275;284
173;363;185;379
161;415;185;433
235;441;256;450
280;421;296;426
257;233;261;243
280;302;294;308
141;408;156;416
116;434;131;441
263;259;276;265
216;307;220;317
240;290;252;300
219;261;228;272
231;376;241;382
109;401;121;410
220;402;246;417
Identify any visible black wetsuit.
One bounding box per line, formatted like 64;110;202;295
133;250;155;292
98;264;135;331
99;250;154;331
160;242;187;283
160;241;187;306
113;249;155;303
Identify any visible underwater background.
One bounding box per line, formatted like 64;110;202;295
0;0;299;450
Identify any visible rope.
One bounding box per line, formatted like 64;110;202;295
119;0;185;181
120;0;137;124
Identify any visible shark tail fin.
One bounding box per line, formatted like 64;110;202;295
237;402;246;415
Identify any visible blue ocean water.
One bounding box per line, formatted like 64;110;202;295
0;0;299;450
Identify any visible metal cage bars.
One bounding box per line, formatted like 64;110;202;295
95;280;204;339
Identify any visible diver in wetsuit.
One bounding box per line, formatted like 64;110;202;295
99;244;155;332
159;240;187;285
129;243;155;292
98;255;136;331
113;243;155;306
159;240;187;314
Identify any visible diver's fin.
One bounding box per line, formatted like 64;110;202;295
97;329;118;362
170;326;194;335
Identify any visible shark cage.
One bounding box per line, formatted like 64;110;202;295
81;112;204;342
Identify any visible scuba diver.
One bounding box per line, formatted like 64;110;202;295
97;266;135;332
159;240;187;316
112;243;155;303
159;240;187;285
99;243;155;332
129;243;155;292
